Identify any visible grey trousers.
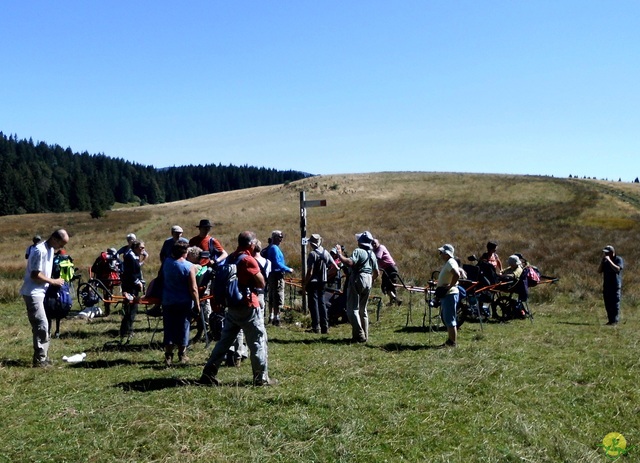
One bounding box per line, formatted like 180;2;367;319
24;294;50;364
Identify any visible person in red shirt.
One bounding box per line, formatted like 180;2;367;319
189;219;229;342
199;231;277;387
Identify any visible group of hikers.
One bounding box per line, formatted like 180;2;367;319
21;224;621;386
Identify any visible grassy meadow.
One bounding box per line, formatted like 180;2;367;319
0;172;639;462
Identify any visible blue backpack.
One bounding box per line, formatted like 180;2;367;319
44;282;73;319
212;254;248;308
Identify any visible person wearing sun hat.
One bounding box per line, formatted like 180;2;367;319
303;233;339;334
598;245;624;325
436;243;461;348
335;231;379;343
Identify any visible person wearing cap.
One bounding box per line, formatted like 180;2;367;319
20;229;69;367
303;234;339;334
335;231;379;343
497;255;523;283
598;245;624;325
160;225;184;263
25;235;42;260
266;230;293;326
436;243;461;348
372;238;402;307
189;219;228;341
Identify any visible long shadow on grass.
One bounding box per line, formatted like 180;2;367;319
377;342;450;352
115;377;255;392
0;359;32;368
268;337;367;345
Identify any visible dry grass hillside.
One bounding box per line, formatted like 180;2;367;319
1;172;639;308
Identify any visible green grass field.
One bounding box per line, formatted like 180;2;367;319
1;173;638;462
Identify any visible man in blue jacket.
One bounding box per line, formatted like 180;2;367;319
266;230;293;326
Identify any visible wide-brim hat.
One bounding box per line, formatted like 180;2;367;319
356;231;373;249
197;219;212;228
438;243;455;257
309;233;322;247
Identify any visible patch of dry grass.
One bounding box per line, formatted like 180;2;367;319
1;172;639;306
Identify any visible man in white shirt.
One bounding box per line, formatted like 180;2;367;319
20;229;69;367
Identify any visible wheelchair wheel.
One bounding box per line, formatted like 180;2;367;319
492;296;515;321
77;282;102;310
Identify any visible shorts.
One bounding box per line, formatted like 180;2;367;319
440;293;459;328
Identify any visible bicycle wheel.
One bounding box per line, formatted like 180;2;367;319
77;282;102;310
491;295;515;321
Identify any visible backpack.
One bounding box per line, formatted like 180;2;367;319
91;252;121;283
525;266;541;287
58;258;75;282
309;248;330;284
52;254;74;282
212;254;248;308
260;244;272;259
44;282;73;319
196;265;214;295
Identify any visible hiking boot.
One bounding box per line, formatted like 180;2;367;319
33;358;54;368
437;339;457;349
254;377;279;387
197;373;220;386
272;317;281;327
178;354;189;365
164;353;173;367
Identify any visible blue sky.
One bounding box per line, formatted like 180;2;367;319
1;1;638;180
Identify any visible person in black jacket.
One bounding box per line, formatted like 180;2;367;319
598;245;624;325
120;240;146;344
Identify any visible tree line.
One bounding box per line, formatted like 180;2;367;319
0;133;309;217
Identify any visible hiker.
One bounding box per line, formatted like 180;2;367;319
118;233;148;266
20;229;69;367
498;255;523;283
199;231;277;387
327;247;344;291
189;219;228;342
335;231;379;343
266;230;293;326
303;234;338;334
480;241;503;273
119;240;146;344
372;238;402;306
435;243;461;348
253;240;270;319
25;235;42;260
91;248;121;316
162;240;199;366
160;225;184;263
598;245;624;325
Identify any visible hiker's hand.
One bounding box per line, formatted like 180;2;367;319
52;278;65;286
